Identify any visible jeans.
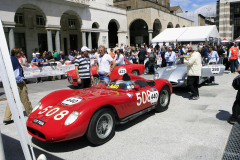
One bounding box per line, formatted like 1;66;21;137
78;78;91;89
187;76;199;97
99;75;110;83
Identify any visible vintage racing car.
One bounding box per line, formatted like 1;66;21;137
67;58;145;86
27;74;172;145
154;57;225;87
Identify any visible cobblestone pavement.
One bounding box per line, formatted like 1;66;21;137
0;71;238;160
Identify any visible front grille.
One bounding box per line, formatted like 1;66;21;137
27;127;46;140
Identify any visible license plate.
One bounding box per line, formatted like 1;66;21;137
33;119;46;126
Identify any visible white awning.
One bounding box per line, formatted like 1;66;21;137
152;25;220;43
177;25;220;42
151;28;187;43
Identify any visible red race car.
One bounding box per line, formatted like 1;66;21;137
67;58;145;86
27;74;172;145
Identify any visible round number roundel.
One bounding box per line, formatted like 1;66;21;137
118;67;127;76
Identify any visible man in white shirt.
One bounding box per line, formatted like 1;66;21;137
96;45;116;83
165;46;176;66
114;49;125;66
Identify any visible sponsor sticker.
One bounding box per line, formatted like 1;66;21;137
127;93;133;98
62;97;82;106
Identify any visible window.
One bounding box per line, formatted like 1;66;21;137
36;15;45;26
68;19;76;28
15;13;24;25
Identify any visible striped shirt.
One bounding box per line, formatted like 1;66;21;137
75;55;91;79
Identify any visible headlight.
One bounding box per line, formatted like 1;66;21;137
65;111;79;126
153;73;159;80
32;102;41;113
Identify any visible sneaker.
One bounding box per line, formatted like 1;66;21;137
3;120;14;125
228;117;237;125
190;96;199;100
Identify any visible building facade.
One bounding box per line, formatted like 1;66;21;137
217;0;240;41
114;0;193;46
0;0;128;59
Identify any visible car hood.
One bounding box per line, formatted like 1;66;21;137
156;64;187;82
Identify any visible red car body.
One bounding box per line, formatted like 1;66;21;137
67;59;145;86
27;74;172;144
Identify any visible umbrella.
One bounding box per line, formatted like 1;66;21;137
221;38;229;43
235;37;240;42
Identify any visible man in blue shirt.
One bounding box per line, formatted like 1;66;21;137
4;48;33;125
165;46;176;66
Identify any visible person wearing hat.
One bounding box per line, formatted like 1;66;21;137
184;46;202;100
75;46;94;89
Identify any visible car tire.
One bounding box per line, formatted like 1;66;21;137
155;86;170;112
132;70;139;75
87;108;115;145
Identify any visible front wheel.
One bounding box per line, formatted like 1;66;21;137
155;86;170;112
86;108;115;145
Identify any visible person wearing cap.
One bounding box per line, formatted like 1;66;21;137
75;46;94;89
96;45;116;83
165;46;176;66
114;49;125;66
184;46;202;100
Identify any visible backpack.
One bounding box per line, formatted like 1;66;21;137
232;75;240;90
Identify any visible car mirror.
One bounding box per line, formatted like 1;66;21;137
134;85;140;91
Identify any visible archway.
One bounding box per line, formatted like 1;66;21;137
153;19;162;38
60;10;82;54
92;22;99;49
167;22;173;28
108;19;119;48
130;19;149;46
183;25;186;28
14;4;47;59
175;24;180;28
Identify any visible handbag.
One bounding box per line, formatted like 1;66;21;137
232;75;240;90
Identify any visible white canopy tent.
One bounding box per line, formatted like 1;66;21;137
152;25;220;44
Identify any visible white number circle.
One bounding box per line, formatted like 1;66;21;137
118;67;127;76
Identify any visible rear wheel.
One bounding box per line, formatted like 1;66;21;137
87;108;115;145
132;70;139;75
155;86;170;112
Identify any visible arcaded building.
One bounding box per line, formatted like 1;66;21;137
114;0;193;46
0;0;128;59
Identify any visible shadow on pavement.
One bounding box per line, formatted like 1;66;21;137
116;111;155;132
32;135;89;153
67;85;78;89
2;134;63;160
172;87;190;99
216;110;231;121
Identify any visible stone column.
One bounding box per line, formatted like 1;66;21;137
8;27;15;51
47;30;53;52
55;30;60;52
148;30;153;44
88;32;92;49
82;32;86;46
